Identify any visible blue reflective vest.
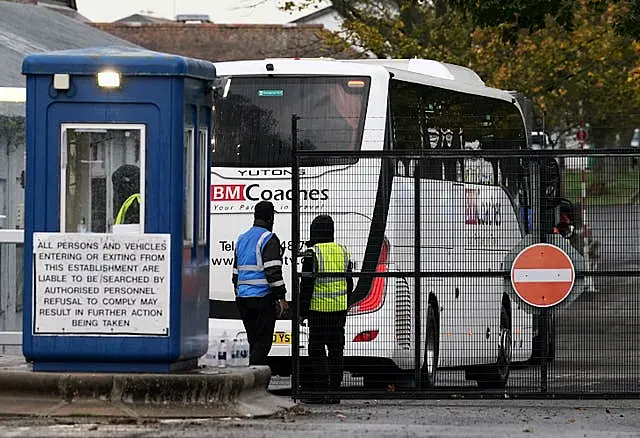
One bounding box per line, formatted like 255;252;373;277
235;226;273;298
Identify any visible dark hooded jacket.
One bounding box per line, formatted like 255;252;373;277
232;202;286;301
300;215;353;317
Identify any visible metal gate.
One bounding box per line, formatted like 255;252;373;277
290;117;640;400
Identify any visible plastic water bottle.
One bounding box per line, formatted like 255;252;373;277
230;338;240;367
239;336;250;367
200;335;218;367
217;338;227;368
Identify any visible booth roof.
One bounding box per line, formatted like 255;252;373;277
22;45;216;80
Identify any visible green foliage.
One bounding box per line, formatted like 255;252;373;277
471;0;640;137
328;1;475;64
0;115;25;154
563;164;640;206
613;0;640;39
453;0;577;37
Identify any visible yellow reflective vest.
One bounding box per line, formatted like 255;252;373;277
310;242;351;312
114;193;140;225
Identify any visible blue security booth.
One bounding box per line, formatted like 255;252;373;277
21;47;215;372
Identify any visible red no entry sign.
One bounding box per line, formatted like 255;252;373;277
510;243;575;308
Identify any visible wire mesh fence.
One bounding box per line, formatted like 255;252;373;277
290;125;640;400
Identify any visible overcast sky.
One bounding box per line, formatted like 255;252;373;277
75;0;329;23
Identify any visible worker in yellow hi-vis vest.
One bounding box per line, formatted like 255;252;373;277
112;163;140;226
114;193;140;225
300;215;353;405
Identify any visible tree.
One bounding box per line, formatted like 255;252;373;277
471;0;640;145
613;0;640;39
452;0;576;34
280;1;473;62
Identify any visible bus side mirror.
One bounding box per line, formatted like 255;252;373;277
19;169;25;189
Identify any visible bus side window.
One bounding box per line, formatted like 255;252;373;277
396;158;417;177
463;157;495;185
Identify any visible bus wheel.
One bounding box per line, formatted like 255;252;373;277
421;302;439;388
475;305;512;389
362;374;389;391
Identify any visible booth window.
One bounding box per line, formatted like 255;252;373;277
197;128;208;245
183;128;195;245
60;125;145;233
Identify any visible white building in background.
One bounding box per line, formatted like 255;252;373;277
76;0;334;24
290;5;343;32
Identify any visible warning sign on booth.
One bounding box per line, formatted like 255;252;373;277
33;232;171;336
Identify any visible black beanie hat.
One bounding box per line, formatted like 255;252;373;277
307;215;334;246
254;201;275;222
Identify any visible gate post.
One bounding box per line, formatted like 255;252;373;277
531;156;549;392
414;158;421;388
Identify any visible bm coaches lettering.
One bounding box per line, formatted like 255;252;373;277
211;184;329;202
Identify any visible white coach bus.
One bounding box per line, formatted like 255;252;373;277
209;57;560;388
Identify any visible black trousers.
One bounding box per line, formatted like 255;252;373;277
236;295;277;366
308;310;348;392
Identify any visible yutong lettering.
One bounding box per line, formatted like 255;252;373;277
211;183;329;202
237;169;304;176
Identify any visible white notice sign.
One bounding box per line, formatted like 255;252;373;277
33;233;171;336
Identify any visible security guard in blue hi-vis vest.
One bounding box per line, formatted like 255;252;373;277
233;201;289;366
300;214;353;404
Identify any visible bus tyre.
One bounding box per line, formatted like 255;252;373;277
363;374;388;391
421;303;439;388
474;305;512;389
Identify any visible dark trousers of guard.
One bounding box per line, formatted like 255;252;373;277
307;310;348;395
236;296;277;366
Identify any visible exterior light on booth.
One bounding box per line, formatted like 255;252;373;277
53;74;70;91
97;70;121;88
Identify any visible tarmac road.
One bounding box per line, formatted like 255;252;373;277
0;399;638;437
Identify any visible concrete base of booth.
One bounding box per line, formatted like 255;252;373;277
32;358;199;373
0;355;295;418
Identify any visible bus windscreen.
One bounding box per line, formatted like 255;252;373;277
212;76;370;167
